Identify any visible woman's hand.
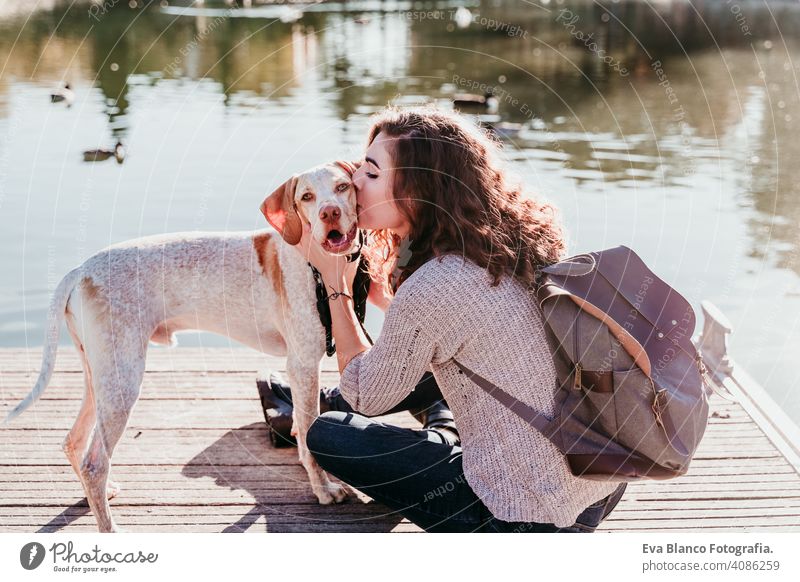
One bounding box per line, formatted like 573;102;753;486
297;222;360;294
367;271;393;312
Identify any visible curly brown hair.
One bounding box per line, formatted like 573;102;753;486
361;104;567;295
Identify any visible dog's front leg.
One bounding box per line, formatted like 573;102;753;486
285;359;349;505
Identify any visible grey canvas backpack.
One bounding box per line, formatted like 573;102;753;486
454;245;711;481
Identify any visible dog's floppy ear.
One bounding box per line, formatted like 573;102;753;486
333;159;362;177
261;175;302;246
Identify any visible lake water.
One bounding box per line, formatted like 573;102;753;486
0;0;798;426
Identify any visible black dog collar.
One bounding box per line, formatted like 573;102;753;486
308;229;373;356
345;228;364;262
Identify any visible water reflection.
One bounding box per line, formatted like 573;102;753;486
0;0;798;419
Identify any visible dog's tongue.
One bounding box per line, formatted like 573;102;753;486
328;230;344;243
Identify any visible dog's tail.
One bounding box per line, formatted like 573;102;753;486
2;266;83;427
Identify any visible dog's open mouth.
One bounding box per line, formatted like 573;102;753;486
322;224;358;253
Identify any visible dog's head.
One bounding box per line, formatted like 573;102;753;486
260;160;362;254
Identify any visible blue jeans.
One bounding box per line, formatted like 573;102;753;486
305;374;627;533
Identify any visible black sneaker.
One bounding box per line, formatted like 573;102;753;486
256;371;343;448
410;400;460;446
256;372;297;448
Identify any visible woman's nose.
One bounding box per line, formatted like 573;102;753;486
352;169;364;192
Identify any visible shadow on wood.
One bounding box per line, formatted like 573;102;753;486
180;422;406;533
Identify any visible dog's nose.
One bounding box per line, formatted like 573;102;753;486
318;205;341;224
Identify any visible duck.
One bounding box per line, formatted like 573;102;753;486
83;141;125;164
453;90;499;113
50;83;74;105
482;120;525;139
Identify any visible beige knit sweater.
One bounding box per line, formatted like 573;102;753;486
339;253;619;527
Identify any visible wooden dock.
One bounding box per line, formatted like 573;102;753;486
1;308;799;532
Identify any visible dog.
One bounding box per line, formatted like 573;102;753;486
3;160;367;532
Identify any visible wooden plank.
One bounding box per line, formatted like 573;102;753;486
3;460;796;482
0;401;769;438
689;457;795;468
611;498;800;511
613;491;800;501
599;525;800;532
0;400;417;430
724;359;800;471
3;464;796;483
0;514;418;527
0;507;408;520
6;439;791;470
0;371;344;401
601;516;800;528
5;500;799;520
1;373;275;400
3;473;799;506
4;472;797;496
0;450;786;465
3;490;798;508
0;503;411;517
606;508;800;520
2;448;783;463
0;348;297;373
0;522;423;533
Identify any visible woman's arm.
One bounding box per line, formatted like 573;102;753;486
299;227;445;416
326;271;372;374
336;283;442;417
292;222;372;373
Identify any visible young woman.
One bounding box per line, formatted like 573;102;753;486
267;105;626;533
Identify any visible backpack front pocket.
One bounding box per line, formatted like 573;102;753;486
612;367;673;465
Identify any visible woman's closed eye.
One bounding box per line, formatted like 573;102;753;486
363;155;379;179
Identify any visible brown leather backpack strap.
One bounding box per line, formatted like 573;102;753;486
538;283;653;378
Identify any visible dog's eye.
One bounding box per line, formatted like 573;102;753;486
301;192;314;201
336;183;349;193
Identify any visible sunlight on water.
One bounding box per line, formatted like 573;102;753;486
0;0;798;424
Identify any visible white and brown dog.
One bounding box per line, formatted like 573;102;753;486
3;160;371;532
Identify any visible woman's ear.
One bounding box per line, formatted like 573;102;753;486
260;175;302;245
333;160;363;176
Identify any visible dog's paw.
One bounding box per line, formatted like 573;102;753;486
315;482;349;505
106;480;121;500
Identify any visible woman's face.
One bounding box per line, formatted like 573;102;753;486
352;131;412;238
